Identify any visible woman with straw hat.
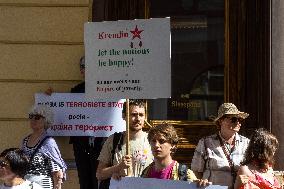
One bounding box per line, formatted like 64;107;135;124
191;103;250;189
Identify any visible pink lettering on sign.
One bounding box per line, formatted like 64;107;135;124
51;124;73;131
75;124;114;132
107;102;123;108
65;101;106;108
51;124;114;132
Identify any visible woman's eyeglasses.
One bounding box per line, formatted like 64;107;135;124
224;116;244;124
0;160;8;168
29;114;43;120
80;64;85;70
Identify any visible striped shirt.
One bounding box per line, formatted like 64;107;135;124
22;137;61;189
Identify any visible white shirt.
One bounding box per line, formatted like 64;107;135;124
0;180;43;189
98;131;153;177
191;133;250;188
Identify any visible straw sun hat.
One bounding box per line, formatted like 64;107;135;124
214;103;249;122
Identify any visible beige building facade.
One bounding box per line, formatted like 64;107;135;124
0;0;93;188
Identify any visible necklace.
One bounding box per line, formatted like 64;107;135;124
218;132;235;153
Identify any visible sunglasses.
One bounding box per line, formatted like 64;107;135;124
29;114;43;120
224;116;244;124
80;64;85;70
0;160;8;168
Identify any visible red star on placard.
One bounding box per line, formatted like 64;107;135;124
130;25;144;40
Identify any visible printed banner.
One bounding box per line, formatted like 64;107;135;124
84;17;171;99
35;93;126;136
110;177;228;189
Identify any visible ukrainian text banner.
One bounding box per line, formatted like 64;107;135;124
84;17;171;99
35;93;126;136
110;177;228;189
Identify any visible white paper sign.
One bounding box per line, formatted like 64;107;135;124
84;18;171;99
110;177;228;189
35;93;126;137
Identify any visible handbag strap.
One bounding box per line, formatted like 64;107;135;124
30;136;50;161
203;137;212;180
217;134;236;182
29;182;34;189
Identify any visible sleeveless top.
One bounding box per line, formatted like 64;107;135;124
240;170;281;189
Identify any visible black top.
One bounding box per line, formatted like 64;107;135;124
71;82;85;93
69;81;106;153
69;82;89;145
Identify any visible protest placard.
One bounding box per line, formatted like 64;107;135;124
110;177;228;189
35;93;125;136
84;17;171;99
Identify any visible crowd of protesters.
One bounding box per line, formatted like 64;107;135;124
1;56;282;189
2;99;281;189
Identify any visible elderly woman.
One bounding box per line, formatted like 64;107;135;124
21;104;67;189
191;103;250;189
141;123;197;181
234;129;281;189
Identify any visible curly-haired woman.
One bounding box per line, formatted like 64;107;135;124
234;128;281;189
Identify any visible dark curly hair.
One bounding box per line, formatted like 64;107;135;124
0;148;29;178
148;123;179;153
241;128;278;169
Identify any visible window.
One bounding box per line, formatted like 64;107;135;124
148;0;224;121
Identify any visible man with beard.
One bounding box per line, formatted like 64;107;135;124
96;99;153;185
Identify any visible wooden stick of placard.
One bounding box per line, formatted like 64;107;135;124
125;99;131;176
126;99;130;155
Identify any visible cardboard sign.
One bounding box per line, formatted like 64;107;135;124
35;93;126;136
84;18;171;99
110;177;228;189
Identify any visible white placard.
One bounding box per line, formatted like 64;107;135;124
84;18;171;99
35;93;126;136
110;177;228;189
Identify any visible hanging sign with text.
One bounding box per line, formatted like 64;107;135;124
84;17;171;99
35;93;126;137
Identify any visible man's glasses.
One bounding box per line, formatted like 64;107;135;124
29;114;43;120
224;116;244;124
0;160;8;168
